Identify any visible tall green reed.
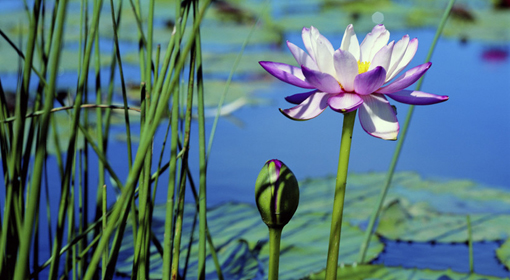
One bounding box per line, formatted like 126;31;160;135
0;0;225;279
357;0;457;264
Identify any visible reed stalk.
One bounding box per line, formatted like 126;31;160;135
0;1;218;279
357;0;456;264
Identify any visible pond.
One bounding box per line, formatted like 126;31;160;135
1;0;510;279
371;238;509;278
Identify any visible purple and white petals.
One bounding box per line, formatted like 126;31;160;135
280;91;331;120
302;27;314;61
287;41;318;71
309;27;336;76
387;37;418;81
259;24;448;140
359;94;399;140
314;39;336;76
310;26;335;55
333;49;358;92
259;61;315;89
360;24;390;62
385;90;449;105
368;41;394;73
354;66;386;95
301;65;342;94
285;90;318;104
386;35;410;81
377;62;431;94
328;93;363;113
340;24;360;61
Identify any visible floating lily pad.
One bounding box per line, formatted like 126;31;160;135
308;263;508;280
496;237;510;270
115;171;510;279
115;173;387;279
124;78;270;109
374;174;510;242
200;51;295;77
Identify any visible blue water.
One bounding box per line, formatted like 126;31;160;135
1;0;510;279
12;28;509;280
372;237;510;278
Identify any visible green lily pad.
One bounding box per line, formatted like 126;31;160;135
115;173;387;279
308;263;508;280
200;51;295;76
115;171;510;279
123;78;270;109
374;174;510;242
496;237;510;270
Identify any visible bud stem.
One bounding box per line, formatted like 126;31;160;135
268;227;283;280
324;110;357;280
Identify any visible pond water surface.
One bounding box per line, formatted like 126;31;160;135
372;238;510;278
1;0;510;279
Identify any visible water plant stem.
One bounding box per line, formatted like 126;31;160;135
102;185;107;279
82;2;211;276
11;0;59;279
356;0;456;264
324;110;357;280
268;227;283;280
205;0;268;162
467;215;473;273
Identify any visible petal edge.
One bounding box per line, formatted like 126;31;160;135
280;91;330;120
259;61;315;89
328;93;363;113
385;90;449;105
358;94;399;140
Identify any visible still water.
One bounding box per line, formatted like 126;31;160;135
1;0;510;278
372;238;509;278
203;29;510;205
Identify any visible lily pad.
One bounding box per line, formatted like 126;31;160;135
123;78;271;108
115;171;510;279
308;263;508;280
115;173;387;279
374;174;510;242
496;237;510;270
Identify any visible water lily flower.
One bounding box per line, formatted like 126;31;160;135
259;24;449;140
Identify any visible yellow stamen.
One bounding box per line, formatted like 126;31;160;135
358;61;370;74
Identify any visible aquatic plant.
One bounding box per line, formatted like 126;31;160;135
255;159;300;280
259;23;450;279
260;24;448;140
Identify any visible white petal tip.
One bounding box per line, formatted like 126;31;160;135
371;132;398;141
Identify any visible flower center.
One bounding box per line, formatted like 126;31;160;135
358;61;370;74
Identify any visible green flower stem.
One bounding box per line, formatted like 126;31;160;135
467;215;473;273
268;227;283;280
356;0;456;264
324;110;357;280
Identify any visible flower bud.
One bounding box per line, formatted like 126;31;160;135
255;159;299;229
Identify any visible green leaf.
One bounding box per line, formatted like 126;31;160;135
496;237;510;270
115;171;510;279
308;263;508;280
116;173;389;279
